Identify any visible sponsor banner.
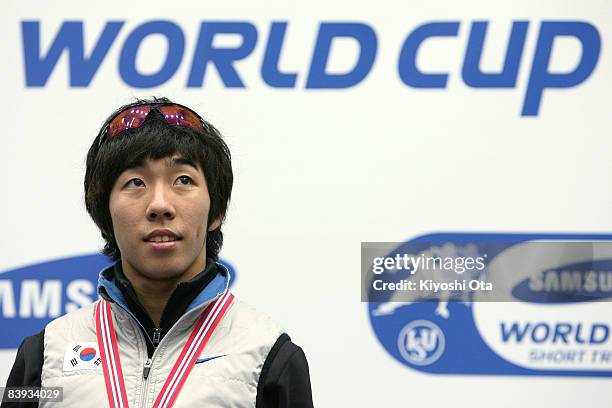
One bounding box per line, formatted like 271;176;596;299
368;233;612;376
0;254;236;349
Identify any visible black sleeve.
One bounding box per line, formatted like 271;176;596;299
1;330;44;408
256;334;314;408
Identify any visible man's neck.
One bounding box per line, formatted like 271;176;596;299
120;259;205;327
127;277;176;327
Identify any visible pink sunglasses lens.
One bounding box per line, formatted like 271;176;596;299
107;106;152;140
157;105;203;130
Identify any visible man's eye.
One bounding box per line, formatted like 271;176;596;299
126;178;145;187
176;175;193;185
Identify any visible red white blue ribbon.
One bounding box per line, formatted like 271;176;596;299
95;291;234;408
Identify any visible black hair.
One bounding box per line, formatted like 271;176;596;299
84;97;233;262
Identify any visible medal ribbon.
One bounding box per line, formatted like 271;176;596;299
95;291;234;408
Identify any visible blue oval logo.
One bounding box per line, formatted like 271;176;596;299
368;233;612;377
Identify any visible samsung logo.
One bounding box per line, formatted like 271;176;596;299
0;254;108;348
529;270;612;293
0;279;95;318
512;260;612;303
22;20;601;116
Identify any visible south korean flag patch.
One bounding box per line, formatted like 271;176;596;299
63;342;103;372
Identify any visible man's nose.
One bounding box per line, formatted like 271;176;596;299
146;185;176;221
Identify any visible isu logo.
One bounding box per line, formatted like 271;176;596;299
397;320;445;366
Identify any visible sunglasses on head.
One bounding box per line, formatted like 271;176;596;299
98;103;205;148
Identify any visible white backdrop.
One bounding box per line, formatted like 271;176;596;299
1;0;612;406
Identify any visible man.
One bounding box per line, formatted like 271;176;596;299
2;98;314;408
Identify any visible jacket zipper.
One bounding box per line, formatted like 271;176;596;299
139;317;199;379
139;311;205;407
143;328;161;380
138;329;162;406
152;328;161;348
143;358;153;379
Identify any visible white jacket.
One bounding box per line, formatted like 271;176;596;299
40;268;283;408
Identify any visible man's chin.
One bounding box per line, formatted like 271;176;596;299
124;252;205;283
135;262;191;282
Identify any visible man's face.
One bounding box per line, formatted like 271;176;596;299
109;155;220;283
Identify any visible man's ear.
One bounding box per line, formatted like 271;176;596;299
208;216;223;232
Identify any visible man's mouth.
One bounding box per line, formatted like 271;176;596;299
146;235;178;243
144;229;182;245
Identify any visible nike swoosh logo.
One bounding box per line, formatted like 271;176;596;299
195;355;226;364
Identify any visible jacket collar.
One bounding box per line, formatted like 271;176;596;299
97;261;231;315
